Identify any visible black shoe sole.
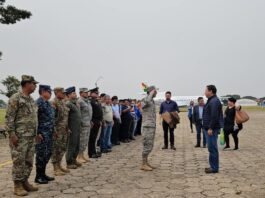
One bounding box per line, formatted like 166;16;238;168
35;180;48;184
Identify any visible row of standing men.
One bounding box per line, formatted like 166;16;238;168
5;75;143;196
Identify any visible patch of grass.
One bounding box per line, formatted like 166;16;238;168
0;109;6;126
179;107;188;112
241;106;265;111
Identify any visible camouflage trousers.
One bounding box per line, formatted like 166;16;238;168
51;130;68;164
79;126;91;153
142;126;156;158
10;136;35;182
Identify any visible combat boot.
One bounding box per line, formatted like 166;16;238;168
35;167;48;184
147;162;156;169
53;163;65;176
23;180;38;192
43;166;55;181
77;153;87;163
59;163;70;173
75;160;82;167
14;181;28;196
82;154;89;162
141;157;153;171
67;164;78;169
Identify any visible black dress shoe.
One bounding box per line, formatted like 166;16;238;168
171;146;176;150
205;168;218;174
162;146;168;150
101;149;108;153
44;175;55;181
223;146;230;150
116;142;121;145
195;144;201;148
35;177;48;184
91;154;98;158
234;147;239;150
96;152;102;158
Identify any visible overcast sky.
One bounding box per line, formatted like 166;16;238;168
0;0;264;100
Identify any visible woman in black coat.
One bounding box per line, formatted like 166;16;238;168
223;97;243;150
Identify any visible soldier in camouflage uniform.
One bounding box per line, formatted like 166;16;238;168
5;75;39;196
65;87;82;169
35;85;55;184
77;88;93;163
51;87;70;176
141;86;158;171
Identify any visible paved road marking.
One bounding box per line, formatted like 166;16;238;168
0;160;12;169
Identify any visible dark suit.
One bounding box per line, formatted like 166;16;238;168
193;105;207;147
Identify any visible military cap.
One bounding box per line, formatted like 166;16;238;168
147;85;158;93
53;87;64;93
39;84;52;93
89;87;99;93
79;88;89;93
65;86;76;95
21;75;38;84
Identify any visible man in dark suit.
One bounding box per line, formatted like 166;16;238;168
193;97;207;148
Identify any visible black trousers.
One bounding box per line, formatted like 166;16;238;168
88;123;100;157
135;116;142;136
189;117;193;131
111;118;121;144
224;129;239;148
162;121;175;147
120;116;131;140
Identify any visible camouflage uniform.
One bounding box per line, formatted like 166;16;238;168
51;97;69;164
66;99;82;165
78;96;93;153
141;94;156;157
35;97;55;169
5;91;38;182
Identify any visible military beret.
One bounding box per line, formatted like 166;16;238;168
53;87;64;93
89;87;99;93
79;88;89;93
147;85;158;93
65;86;76;95
39;84;52;92
21;75;38;84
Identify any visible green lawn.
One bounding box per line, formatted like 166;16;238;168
179;106;265;112
0;109;6;126
242;106;265;111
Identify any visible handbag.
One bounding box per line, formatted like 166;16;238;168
235;110;249;124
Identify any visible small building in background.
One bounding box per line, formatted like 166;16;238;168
236;99;258;107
